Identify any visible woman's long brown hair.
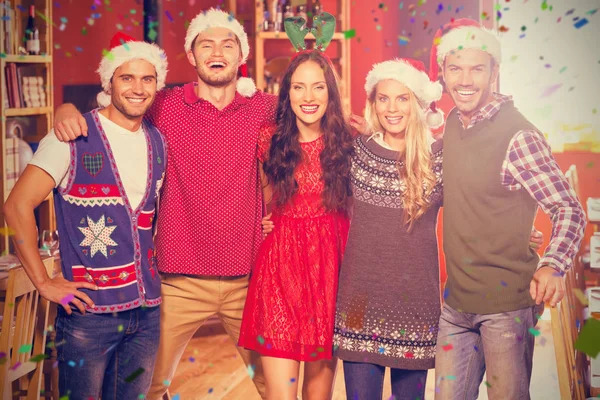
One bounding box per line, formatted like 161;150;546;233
263;51;354;211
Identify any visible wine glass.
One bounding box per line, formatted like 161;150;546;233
40;230;58;257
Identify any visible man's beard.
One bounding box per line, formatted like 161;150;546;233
197;65;237;88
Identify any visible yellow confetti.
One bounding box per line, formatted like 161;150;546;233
0;227;15;236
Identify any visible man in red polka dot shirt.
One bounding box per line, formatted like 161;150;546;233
53;8;275;399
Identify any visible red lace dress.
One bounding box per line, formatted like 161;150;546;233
238;125;349;361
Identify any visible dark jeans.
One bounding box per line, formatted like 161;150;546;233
434;303;542;400
55;305;160;399
343;361;427;400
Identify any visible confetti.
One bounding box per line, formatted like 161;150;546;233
442;343;453;351
559;66;567;73
343;29;356;39
484;381;492;388
257;335;265;345
398;35;410;45
172;395;180;400
574;18;589;29
540;83;562;98
189;357;195;362
575;318;600;357
60;294;75;305
18;344;32;353
165;10;174;23
163;380;170;387
208;388;213;393
247;364;255;379
11;361;21;370
125;367;145;383
0;53;6;58
118;324;124;332
68;360;76;367
446;375;456;380
515;317;522;323
29;354;48;363
500;280;508;287
130;9;137;15
528;327;541;337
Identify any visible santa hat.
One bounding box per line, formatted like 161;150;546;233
96;32;168;108
185;8;255;97
429;18;501;82
365;58;444;128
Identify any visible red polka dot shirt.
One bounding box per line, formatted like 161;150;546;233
146;83;277;276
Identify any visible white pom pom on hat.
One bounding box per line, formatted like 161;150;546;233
365;58;444;128
96;32;168;108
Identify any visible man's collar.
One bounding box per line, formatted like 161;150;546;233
183;82;249;106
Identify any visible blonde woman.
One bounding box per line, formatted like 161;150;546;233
332;58;542;400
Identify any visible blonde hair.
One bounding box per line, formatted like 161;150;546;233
364;86;436;231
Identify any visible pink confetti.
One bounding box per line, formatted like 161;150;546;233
60;294;75;305
540;83;562;98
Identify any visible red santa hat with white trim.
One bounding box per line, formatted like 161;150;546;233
96;32;168;108
365;58;445;128
184;8;256;97
429;18;502;82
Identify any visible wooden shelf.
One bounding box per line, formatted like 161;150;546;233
257;31;346;40
1;54;52;63
4;107;52;117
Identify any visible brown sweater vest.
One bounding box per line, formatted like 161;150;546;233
442;102;539;314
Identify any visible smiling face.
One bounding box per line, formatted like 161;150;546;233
442;48;499;121
110;58;157;119
289;60;329;129
187;27;242;88
373;79;413;136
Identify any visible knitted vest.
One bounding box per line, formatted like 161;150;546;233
442;101;539;314
54;109;166;313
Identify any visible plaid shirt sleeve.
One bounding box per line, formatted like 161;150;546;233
502;130;587;274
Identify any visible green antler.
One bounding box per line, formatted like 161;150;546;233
313;12;336;51
284;16;310;51
284;12;337;52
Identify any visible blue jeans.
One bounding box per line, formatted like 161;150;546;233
434;303;542;400
343;361;427;400
55;305;160;399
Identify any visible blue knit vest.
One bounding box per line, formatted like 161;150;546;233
54;109;166;313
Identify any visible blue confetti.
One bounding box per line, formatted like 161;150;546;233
75;46;83;52
574;18;589;29
17;5;26;12
165;10;174;23
500;280;508;287
443;287;450;299
67;360;76;367
172;395;180;400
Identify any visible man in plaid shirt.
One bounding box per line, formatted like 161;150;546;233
431;19;586;400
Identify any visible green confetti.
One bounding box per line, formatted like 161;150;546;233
343;29;356;39
593;108;597;114
575;318;600;358
515;317;522;323
528;327;541;336
376;25;382;31
257;335;265;345
484;381;492;388
81;27;88;35
102;49;114;61
148;28;158;41
118;324;124;332
559;66;567;73
124;367;145;383
0;53;6;58
378;3;385;8
60;396;69;400
130;9;137;14
18;344;32;353
446;375;456;380
29;354;49;362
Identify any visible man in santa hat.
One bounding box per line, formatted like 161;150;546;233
51;8;272;399
4;33;168;398
431;19;586;399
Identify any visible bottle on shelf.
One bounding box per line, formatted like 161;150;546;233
297;4;307;21
283;0;294;19
311;0;323;17
262;0;271;31
274;1;283;32
270;0;278;30
25;5;40;55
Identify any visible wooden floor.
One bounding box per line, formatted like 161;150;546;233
168;316;560;400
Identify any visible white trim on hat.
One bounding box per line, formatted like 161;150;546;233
184;8;249;65
96;41;168;107
437;26;501;66
365;59;443;106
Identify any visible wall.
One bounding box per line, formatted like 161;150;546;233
51;0;407;114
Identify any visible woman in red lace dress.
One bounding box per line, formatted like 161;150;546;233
238;50;354;399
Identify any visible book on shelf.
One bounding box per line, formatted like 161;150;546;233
4;63;46;108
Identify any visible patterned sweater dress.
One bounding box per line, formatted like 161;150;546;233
333;134;443;370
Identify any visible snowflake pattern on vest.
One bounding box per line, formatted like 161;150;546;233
78;215;118;258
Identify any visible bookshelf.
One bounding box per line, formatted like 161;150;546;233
224;0;351;111
0;0;54;254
